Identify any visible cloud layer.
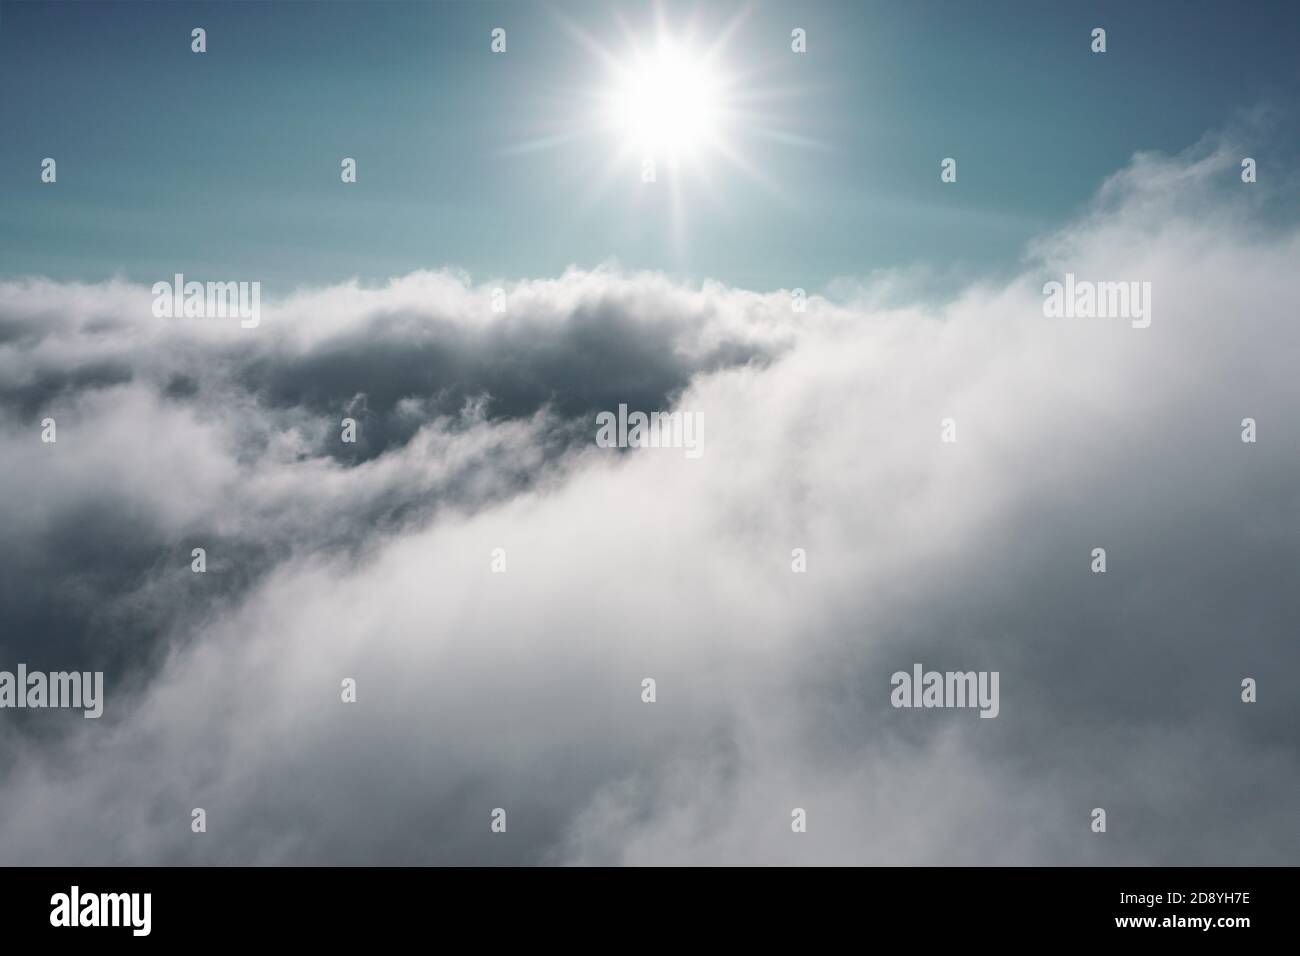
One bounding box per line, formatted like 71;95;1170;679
1;136;1297;864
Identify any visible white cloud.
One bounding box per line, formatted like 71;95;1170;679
0;135;1297;864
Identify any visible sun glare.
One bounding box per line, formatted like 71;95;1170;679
608;40;723;156
526;6;805;248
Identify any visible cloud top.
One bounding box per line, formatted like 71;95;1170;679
0;135;1297;864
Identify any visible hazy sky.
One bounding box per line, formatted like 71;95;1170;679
3;0;1299;291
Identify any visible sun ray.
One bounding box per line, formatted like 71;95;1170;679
511;2;817;246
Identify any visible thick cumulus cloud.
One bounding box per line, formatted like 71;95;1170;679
0;135;1297;864
0;269;790;696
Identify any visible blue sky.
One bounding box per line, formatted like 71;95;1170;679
2;0;1298;293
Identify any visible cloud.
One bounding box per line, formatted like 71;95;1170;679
0;134;1297;864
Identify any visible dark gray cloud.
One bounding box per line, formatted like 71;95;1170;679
0;269;785;711
0;140;1296;865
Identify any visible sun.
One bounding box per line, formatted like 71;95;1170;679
607;39;724;157
510;5;809;249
